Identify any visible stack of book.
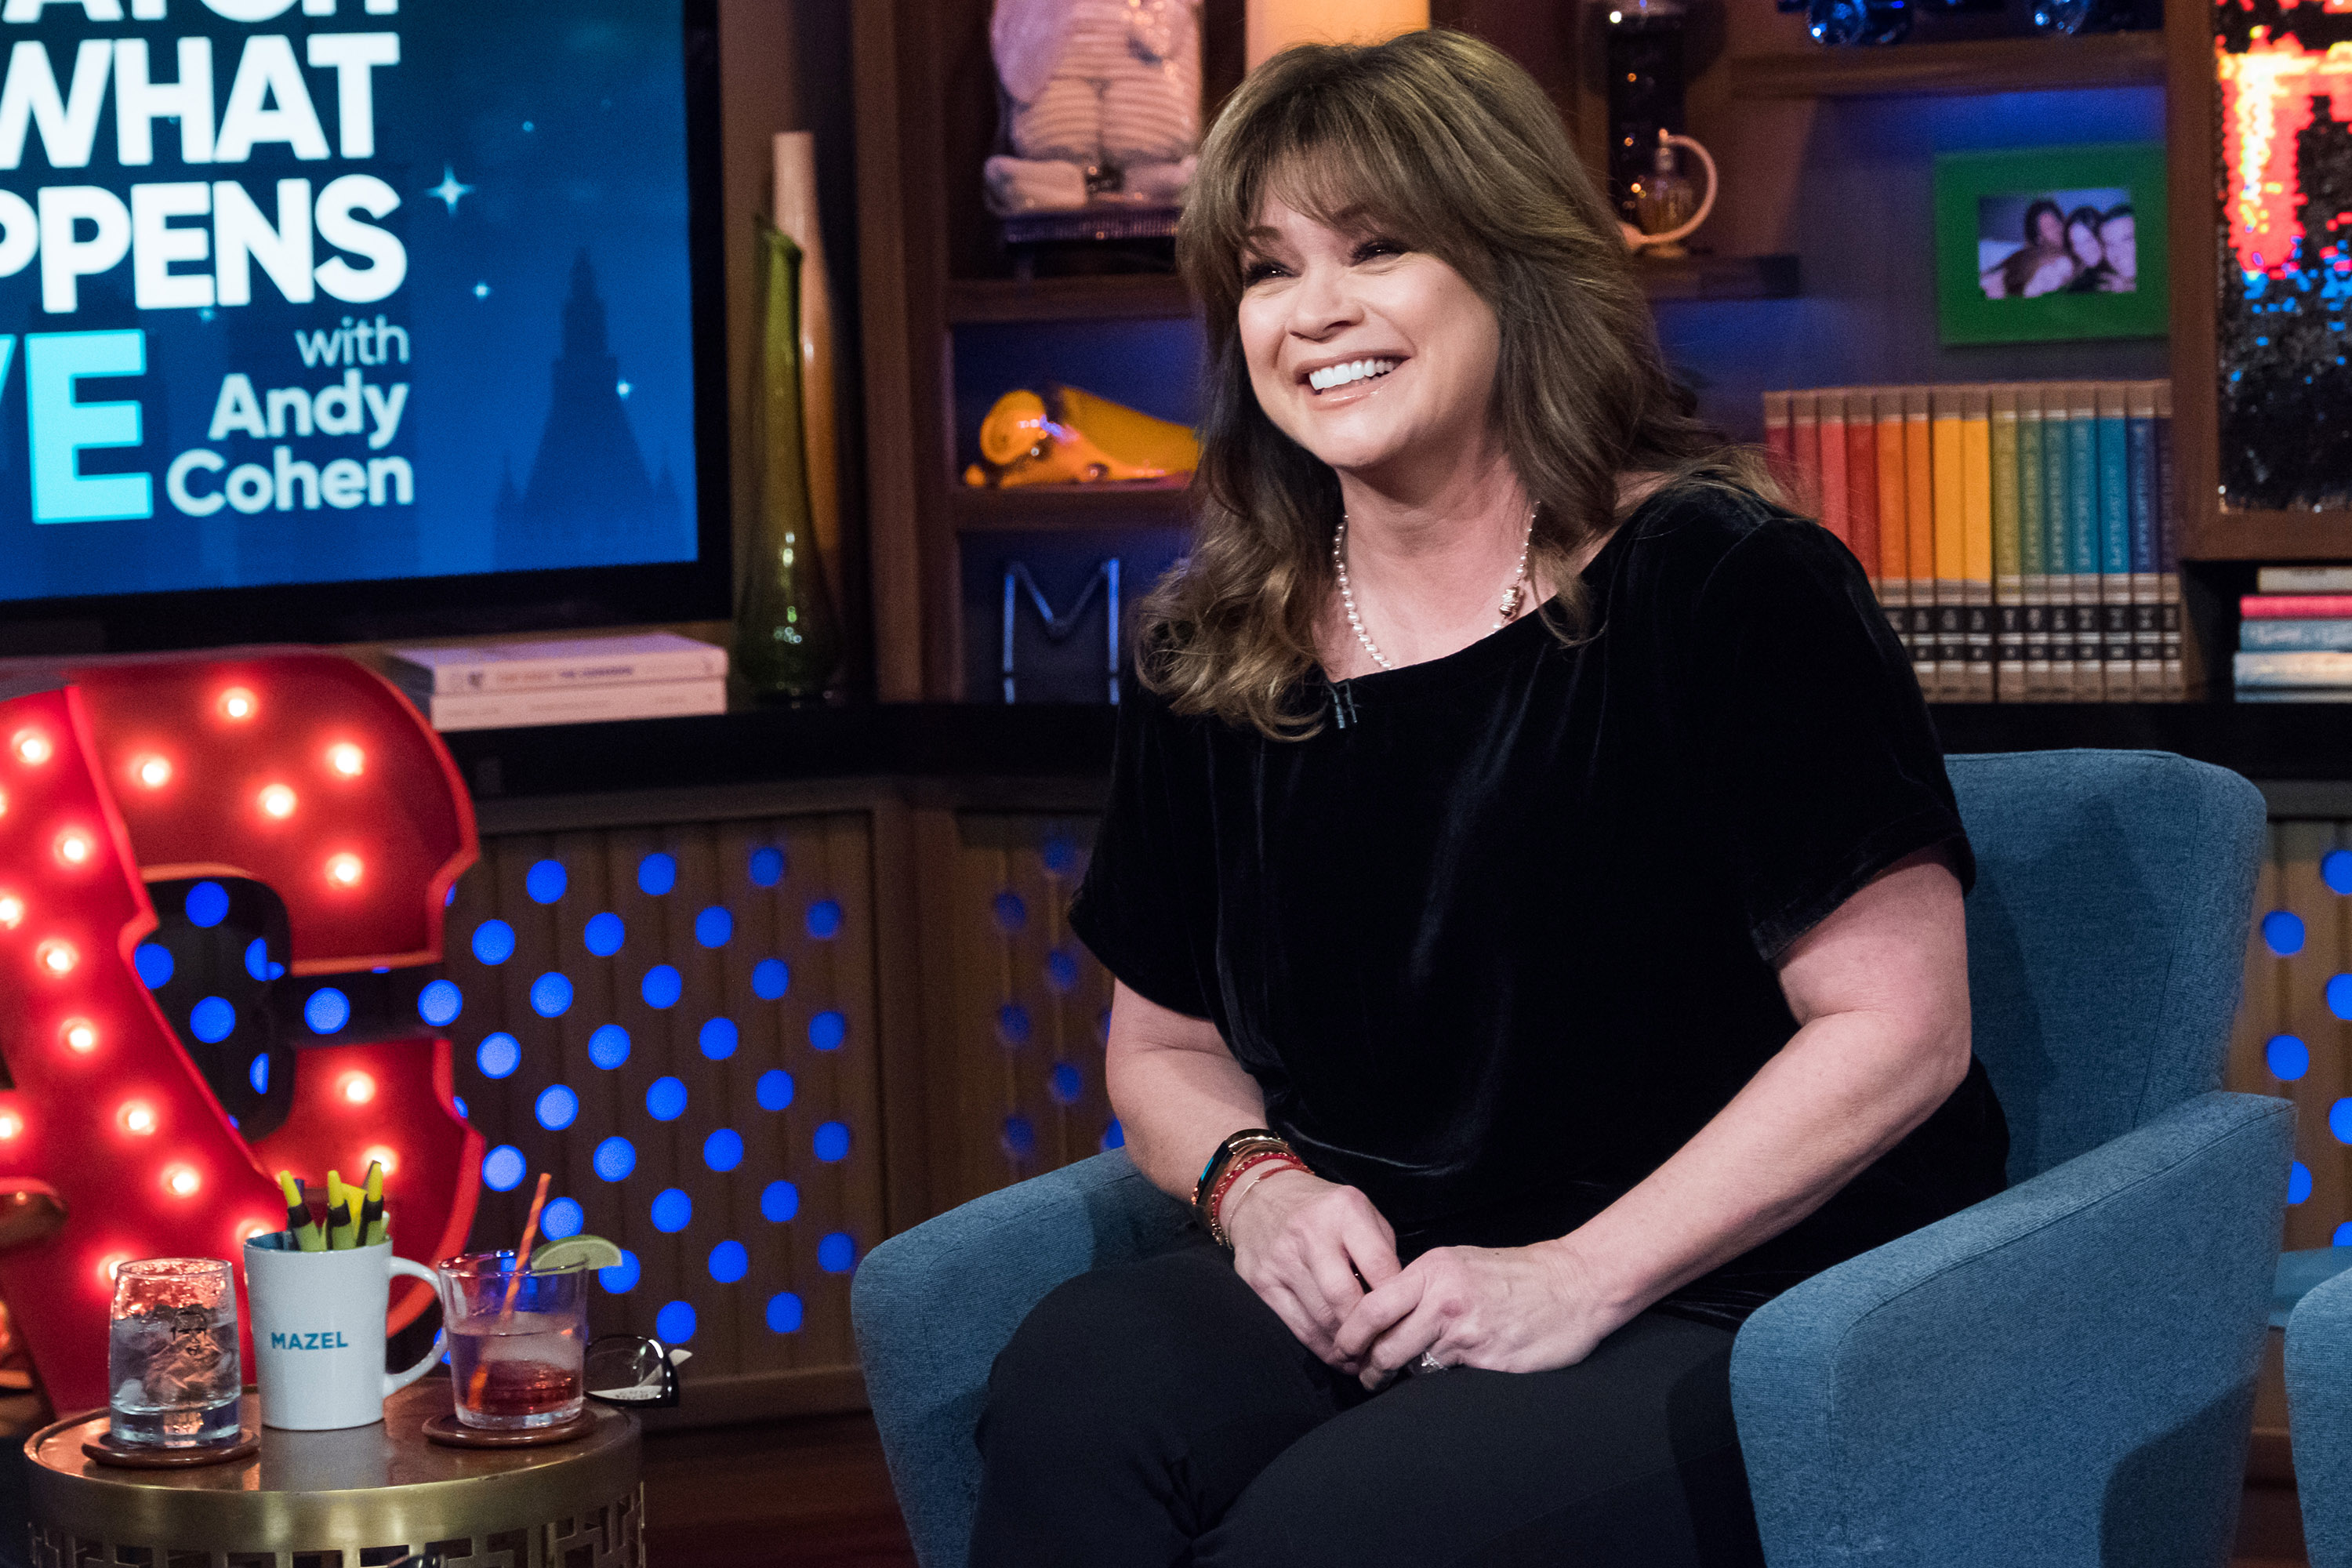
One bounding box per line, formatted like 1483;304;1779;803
2236;568;2352;700
1762;381;2181;702
384;632;729;731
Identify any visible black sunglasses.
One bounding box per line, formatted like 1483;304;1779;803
583;1334;687;1409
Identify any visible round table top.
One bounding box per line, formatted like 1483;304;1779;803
25;1379;640;1548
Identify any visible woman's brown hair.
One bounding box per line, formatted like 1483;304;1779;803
1145;27;1774;739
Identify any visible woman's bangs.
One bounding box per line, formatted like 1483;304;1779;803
1260;134;1437;256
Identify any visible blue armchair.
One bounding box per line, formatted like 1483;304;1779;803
2285;1255;2352;1565
853;750;2292;1566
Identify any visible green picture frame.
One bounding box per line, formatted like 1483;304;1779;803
1933;142;2167;345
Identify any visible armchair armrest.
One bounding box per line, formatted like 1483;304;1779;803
851;1151;1190;1566
1730;1091;2292;1567
2287;1251;2352;1566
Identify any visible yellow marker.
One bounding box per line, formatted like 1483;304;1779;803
278;1171;324;1252
326;1170;358;1250
360;1161;387;1248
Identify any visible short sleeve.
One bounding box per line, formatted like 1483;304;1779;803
1067;686;1217;1019
1691;517;1974;962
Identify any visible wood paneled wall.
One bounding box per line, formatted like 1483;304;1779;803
448;808;886;1424
2228;821;2352;1249
918;813;1116;1216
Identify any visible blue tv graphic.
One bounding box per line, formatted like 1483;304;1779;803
0;0;698;601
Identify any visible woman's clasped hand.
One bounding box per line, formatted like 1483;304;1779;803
1225;1167;1629;1388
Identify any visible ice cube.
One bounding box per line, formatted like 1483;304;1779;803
140;1308;235;1404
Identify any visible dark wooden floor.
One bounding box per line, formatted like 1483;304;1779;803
641;1410;2312;1568
642;1412;916;1567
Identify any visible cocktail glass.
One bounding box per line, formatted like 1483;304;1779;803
433;1252;588;1429
108;1258;241;1447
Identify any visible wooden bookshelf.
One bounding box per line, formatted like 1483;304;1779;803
1727;31;2166;100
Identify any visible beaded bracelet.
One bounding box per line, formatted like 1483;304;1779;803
1206;1150;1308;1249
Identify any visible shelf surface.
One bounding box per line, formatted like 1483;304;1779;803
1637;252;1801;303
1728;31;2165;100
438;699;2352;808
951;481;1194;532
947;274;1195;325
946;254;1801;325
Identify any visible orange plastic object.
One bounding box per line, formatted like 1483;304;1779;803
0;654;480;1410
964;385;1197;488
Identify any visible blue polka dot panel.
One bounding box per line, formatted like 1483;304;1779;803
417;978;463;1028
584;911;626;956
184;880;230;928
936;815;1114;1210
2264;910;2307;957
656;1300;698;1344
527;859;568;906
190;996;236;1045
442;815;881;1388
588;1024;630;1070
304;987;350;1035
2228;821;2352;1255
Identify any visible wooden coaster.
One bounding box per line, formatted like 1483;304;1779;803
422;1408;594;1448
82;1428;259;1468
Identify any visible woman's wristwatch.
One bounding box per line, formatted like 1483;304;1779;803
1193;1127;1308;1249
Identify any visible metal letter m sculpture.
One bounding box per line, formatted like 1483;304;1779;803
1002;559;1121;704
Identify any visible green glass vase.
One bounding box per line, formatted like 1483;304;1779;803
735;216;844;702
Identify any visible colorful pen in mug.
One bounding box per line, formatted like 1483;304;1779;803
327;1170;358;1250
278;1171;324;1251
360;1160;386;1248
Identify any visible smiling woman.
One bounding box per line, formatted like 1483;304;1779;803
1142;28;1779;735
965;27;2003;1568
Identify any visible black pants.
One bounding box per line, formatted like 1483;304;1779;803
971;1230;1766;1568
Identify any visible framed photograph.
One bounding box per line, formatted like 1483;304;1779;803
1932;143;2167;345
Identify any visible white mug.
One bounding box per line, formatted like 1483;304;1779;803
243;1234;444;1430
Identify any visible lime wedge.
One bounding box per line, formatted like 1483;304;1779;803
532;1235;623;1272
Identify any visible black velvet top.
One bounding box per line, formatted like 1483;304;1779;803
1069;482;2009;1327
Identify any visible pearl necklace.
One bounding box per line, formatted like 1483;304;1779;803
1332;506;1537;674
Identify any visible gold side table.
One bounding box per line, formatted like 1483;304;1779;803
24;1381;642;1568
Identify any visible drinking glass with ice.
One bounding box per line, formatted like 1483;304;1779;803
108;1258;241;1447
433;1254;588;1429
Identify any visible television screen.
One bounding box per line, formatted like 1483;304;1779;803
0;0;724;645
